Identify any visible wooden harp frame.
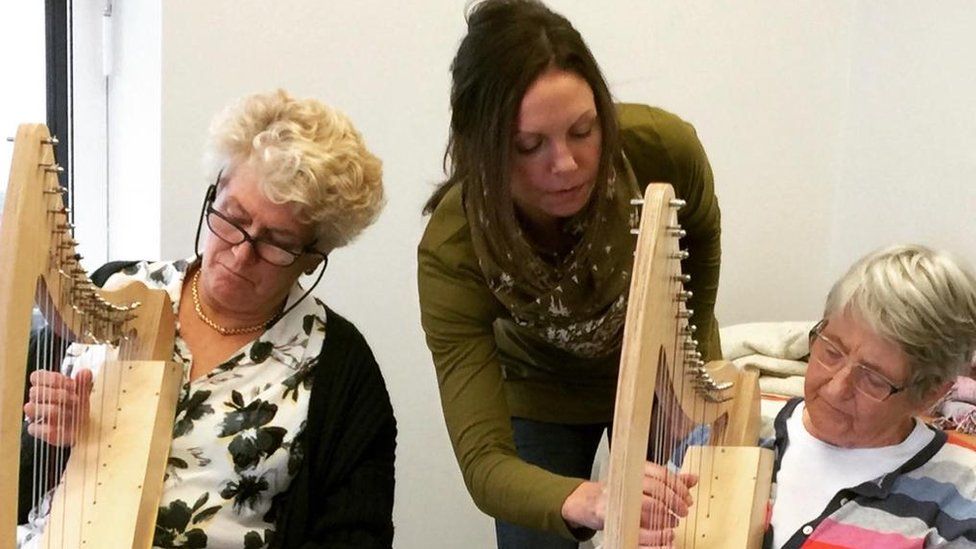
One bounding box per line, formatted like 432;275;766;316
603;184;773;548
0;124;182;549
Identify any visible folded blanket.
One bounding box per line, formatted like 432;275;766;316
721;321;815;401
732;354;808;378
952;376;976;405
931;376;976;434
758;375;805;398
721;321;815;362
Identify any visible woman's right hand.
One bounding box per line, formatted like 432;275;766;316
23;369;93;447
560;462;697;548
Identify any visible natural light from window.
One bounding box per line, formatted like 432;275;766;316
0;3;47;215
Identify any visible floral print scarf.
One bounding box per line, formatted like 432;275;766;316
469;156;642;358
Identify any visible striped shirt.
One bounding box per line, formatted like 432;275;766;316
767;398;976;548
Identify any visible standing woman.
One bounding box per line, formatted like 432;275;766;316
418;1;722;547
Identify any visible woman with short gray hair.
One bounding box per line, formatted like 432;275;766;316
767;244;976;548
823;244;976;401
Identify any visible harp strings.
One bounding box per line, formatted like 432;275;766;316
643;202;716;546
25;162;140;548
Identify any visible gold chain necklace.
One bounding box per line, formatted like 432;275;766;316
191;270;273;336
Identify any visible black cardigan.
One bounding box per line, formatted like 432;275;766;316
272;302;397;548
19;261;397;548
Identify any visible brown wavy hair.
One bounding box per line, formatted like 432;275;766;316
424;0;620;265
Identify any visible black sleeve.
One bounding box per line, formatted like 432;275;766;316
90;260;141;286
273;309;397;549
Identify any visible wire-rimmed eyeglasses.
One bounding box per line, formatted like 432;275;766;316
808;319;906;402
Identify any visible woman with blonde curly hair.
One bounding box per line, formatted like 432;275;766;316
20;89;395;548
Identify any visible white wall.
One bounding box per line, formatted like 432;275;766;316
158;2;486;547
72;1;976;547
828;2;976;281
108;0;162;261
564;1;859;325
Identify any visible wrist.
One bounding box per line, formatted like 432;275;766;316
561;480;601;530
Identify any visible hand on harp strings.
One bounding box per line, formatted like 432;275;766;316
23;369;93;447
562;462;698;547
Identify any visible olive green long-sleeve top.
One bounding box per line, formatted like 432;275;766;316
417;104;722;539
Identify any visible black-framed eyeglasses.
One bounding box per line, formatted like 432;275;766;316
205;206;326;267
808;319;906;402
195;171;328;269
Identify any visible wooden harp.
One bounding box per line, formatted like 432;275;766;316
0;124;182;549
603;184;773;548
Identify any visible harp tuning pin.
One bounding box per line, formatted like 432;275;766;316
44;164;65;173
43;136;59;145
5;137;13;142
683;339;699;350
669;198;687;209
629;228;640;235
667;224;687;238
676;290;693;301
673;274;691;283
628;198;644;232
677;308;694;319
671;250;690;260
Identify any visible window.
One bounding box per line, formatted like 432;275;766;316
0;3;48;213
